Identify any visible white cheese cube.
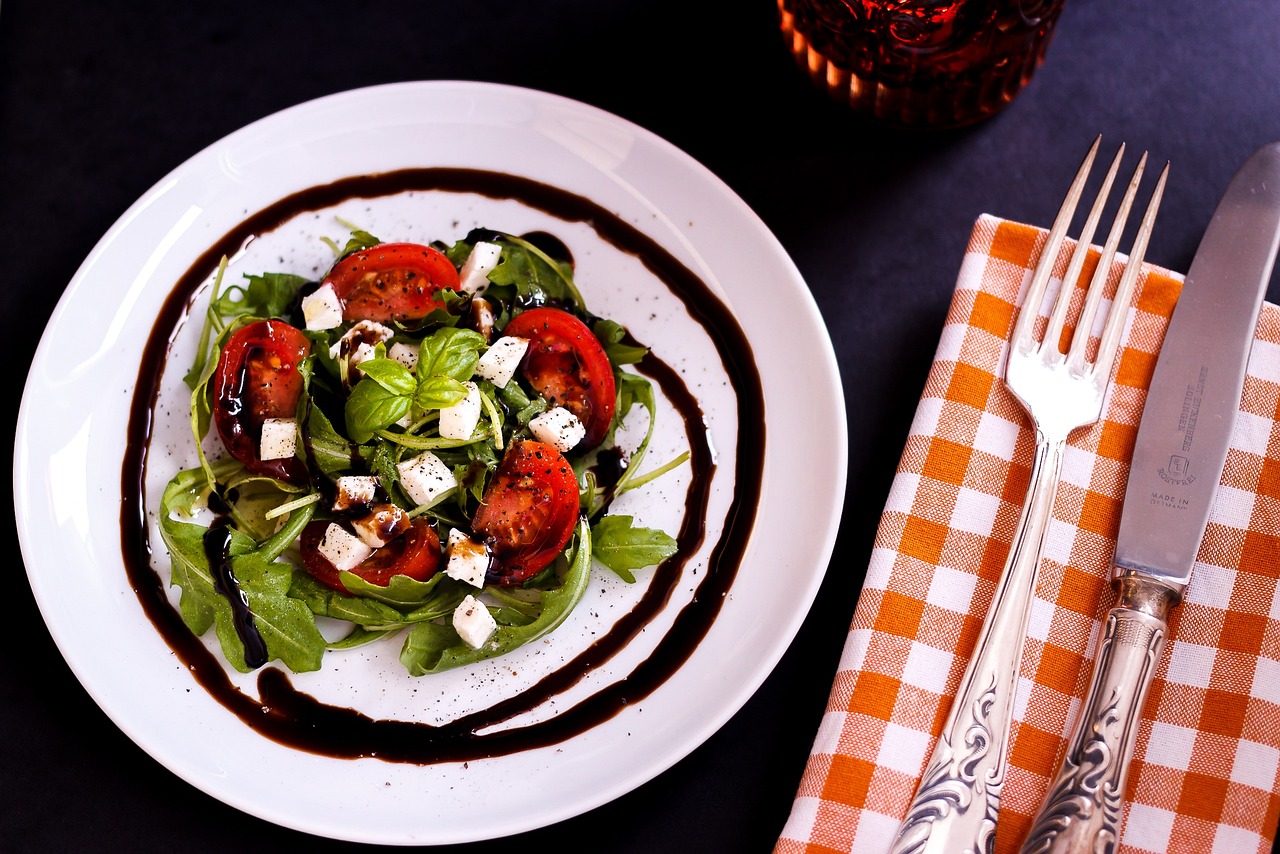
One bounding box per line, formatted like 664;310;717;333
445;528;489;588
396;450;457;507
317;523;374;571
328;320;395;362
457;241;502;295
438;381;481;440
351;503;411;549
388;341;418;371
301;283;343;330
452;594;497;649
258;417;297;461
349;341;377;368
528;406;586;452
333;475;379;512
474;336;529;388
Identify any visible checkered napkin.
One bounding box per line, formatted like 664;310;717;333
776;214;1280;854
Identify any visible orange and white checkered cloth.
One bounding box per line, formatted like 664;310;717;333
776;214;1280;854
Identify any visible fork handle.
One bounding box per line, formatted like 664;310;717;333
1018;576;1178;854
890;435;1065;854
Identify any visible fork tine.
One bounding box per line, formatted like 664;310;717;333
1043;143;1126;356
1067;151;1148;371
1011;134;1101;352
1089;161;1169;382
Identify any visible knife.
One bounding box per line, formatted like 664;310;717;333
1019;141;1280;854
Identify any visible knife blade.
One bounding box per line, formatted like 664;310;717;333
1019;141;1280;854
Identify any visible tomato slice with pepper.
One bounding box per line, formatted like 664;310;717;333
299;517;442;594
472;439;580;586
323;242;460;323
500;307;617;448
211;319;311;484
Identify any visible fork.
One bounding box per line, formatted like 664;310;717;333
888;136;1168;854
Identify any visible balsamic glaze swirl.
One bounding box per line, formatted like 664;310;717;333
120;168;764;763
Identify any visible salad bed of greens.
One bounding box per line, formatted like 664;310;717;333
159;225;684;677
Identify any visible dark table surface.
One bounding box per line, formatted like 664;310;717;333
5;1;1280;852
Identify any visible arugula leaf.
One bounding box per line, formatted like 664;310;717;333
213;272;308;321
289;572;409;626
157;467;326;673
593;318;649;366
335;227;381;258
337;570;449;608
590;514;677;583
183;257;231;390
484;233;586;312
223;536;326;673
327;625;399;650
305;402;362;479
400;520;592;675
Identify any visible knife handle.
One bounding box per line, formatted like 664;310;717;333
1018;575;1179;854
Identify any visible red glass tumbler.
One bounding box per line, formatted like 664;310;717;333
778;0;1066;128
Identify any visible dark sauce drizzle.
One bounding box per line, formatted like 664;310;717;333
120;168;766;763
202;524;269;669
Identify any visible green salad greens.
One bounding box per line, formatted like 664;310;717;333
159;226;684;676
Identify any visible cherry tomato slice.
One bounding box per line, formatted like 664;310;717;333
501;307;617;448
472;440;580;586
211;319;311;484
299;517;442;594
323;242;460;323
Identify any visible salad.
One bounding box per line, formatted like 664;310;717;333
159;225;684;677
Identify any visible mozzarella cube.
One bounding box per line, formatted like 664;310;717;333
396;451;457;507
388;341;418;371
332;475;379;512
445;528;489;588
328;320;395;363
316;523;374;571
259;417;297;461
474;336;529;388
351;503;411;549
438;381;481;440
452;595;497;649
528;407;586;452
349;341;377;368
457;241;502;295
300;283;343;330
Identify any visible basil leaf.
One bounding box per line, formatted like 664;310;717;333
345;378;410;444
414;376;468;411
590;514;677;582
416;327;485;383
358;356;416;396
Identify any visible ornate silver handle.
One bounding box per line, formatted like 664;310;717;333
1019;576;1179;854
890;434;1064;854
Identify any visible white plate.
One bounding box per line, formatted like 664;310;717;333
14;81;846;845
